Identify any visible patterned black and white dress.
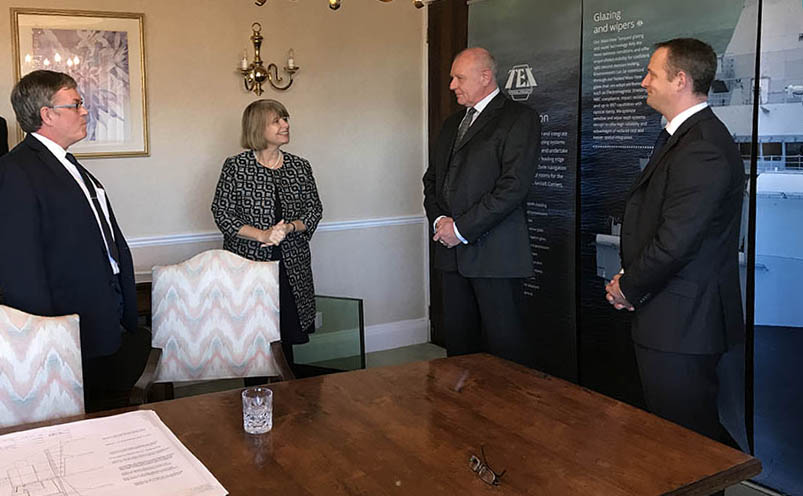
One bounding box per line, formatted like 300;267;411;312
211;150;323;342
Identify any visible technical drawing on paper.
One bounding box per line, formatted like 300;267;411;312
0;437;101;496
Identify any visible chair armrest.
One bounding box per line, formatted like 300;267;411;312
129;347;162;405
270;341;296;381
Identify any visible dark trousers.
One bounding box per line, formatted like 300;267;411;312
82;274;151;412
634;343;739;445
277;259;311;346
83;326;152;413
634;344;739;496
439;270;532;368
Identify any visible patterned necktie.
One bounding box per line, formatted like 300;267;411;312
651;129;670;158
66;152;120;264
454;107;477;148
443;107;478;208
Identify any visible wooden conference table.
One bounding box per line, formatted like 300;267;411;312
1;354;760;495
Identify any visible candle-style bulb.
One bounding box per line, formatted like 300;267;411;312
240;50;249;70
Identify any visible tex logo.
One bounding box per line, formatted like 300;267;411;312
504;64;537;101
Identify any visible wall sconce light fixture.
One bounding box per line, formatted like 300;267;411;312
239;22;299;95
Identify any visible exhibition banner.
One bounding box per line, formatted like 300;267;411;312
579;0;751;448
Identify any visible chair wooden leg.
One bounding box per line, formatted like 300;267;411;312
129;346;162;405
271;341;296;381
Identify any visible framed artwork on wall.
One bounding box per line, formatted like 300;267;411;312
11;8;149;158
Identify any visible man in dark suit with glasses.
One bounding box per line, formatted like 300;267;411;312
0;70;150;412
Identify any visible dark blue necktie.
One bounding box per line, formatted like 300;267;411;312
651;129;670;158
66;152;120;265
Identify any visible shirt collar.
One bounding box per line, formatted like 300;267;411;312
31;132;68;160
665;101;708;135
471;87;500;116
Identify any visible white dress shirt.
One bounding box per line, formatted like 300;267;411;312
466;87;500;125
31;133;120;274
665;101;708;136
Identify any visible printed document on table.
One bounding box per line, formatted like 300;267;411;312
0;410;227;496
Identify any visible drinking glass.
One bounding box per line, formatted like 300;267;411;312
242;387;273;434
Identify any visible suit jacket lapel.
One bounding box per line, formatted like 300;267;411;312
437;115;460;189
23;135;81;190
627;107;714;197
452;92;506;155
441;116;459;163
23;134;114;263
627;133;677;197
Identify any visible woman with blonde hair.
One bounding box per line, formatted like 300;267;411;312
212;99;322;368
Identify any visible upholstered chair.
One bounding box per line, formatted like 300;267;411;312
0;305;83;428
151;249;293;394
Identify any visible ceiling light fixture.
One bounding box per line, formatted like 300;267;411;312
253;0;438;10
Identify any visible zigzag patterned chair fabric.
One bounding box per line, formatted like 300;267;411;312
151;249;283;382
0;305;84;428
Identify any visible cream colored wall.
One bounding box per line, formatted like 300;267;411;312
0;0;429;333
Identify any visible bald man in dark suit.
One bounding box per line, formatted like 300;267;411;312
423;47;541;367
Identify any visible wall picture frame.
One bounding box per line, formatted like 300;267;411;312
11;8;149;158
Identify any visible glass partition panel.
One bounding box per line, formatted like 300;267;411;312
292;296;365;372
752;2;803;491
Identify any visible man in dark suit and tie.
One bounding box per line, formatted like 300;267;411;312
606;39;745;450
0;70;150;412
423;47;541;367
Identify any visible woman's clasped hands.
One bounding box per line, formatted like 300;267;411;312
259;219;294;247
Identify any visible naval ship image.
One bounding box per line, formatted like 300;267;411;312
595;0;803;328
